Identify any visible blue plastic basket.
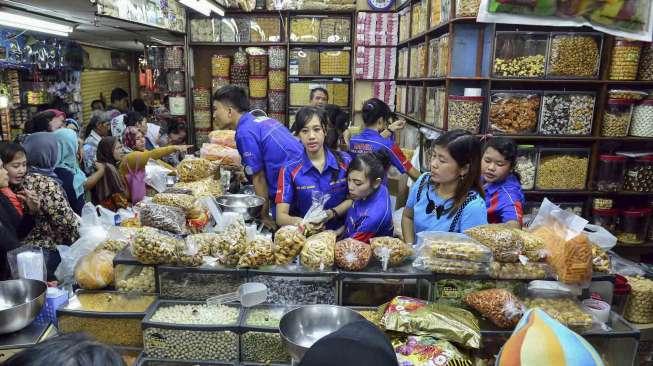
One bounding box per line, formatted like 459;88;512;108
34;288;69;328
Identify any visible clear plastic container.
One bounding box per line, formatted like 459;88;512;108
447;95;483;133
547;32;602;79
407;86;425;120
618;208;652;245
289;48;319;76
455;0;481;17
427;34;449;77
596;155;627;192
190;19;220;42
638;42;653;80
609;38;642;81
158;266;245;301
602;98;635;137
398;47;409;78
399;8;411;42
396;85;407;114
536;148;590;190
624;276;653;324
430;0;450;27
115;264;156;293
425;87;446;129
319;17;351;44
250;16;282;42
592;208;620;234
514;145;537;190
290;17;320;43
624;156;653;193
489;92;541;134
538;92;595;136
411;1;427;37
630;99;653;137
320;49;350;76
492;31;548;79
410;44;427;78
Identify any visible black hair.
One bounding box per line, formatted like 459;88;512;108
91;99;105;110
84;114;108;139
362;98;392;127
0;142;27;164
323;104;349;150
124;111;144;127
213;85;250;113
433;129;485;215
110;88;129;104
4;333;125;366
132;98;148;115
348;151;391;185
23;111;56;134
483;137;520;183
167;120;187;135
310;87;329;101
292;106;345;184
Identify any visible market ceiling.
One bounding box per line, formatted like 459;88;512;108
0;0;185;51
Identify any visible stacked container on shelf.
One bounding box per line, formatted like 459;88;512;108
592;208;620;235
514;145;537;190
595;155;627;192
631;97;653;137
623;155;653;193
538;91;595;136
411;1;427;37
618;208;652;245
448;95;484;133
425;87;446;129
608;38;643;81
240;306;293;364
535;148;590;191
546;32;603;79
430;0;451;27
488;91;541;135
492;31;548;79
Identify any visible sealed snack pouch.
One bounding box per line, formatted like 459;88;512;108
464;288;526;328
186;233;220;257
300;230;337;270
415;232;493;262
209;129;236;148
393;336;472;366
152;192;204;219
139;203;188;235
465;224;523;262
132;227;185;265
211;213;247;266
238;235;275;268
273;225;306;265
511;228;548;262
74;250;115;289
199;143;242;166
370;236;413;270
301;192;331;236
334;238;372;271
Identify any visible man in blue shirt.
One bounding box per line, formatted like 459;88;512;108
213;85;303;229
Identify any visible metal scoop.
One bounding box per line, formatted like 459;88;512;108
206;282;268;308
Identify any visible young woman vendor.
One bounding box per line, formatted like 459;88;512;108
402;130;487;244
481;137;524;228
275;106;352;232
344;151;394;243
349;98;421;180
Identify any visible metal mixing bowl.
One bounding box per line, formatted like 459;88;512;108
215;194;265;220
279;305;366;362
0;279;46;334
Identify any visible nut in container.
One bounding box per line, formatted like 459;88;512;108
492;31;548;79
535;148;590;190
547;32;602;79
240;305;292;364
489;92;541;134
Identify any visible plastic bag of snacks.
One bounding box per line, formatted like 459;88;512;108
379;296;481;349
238;235;275;268
208;130;236;148
96;239;129;253
624;276;653;324
370;237;413;270
301;192;331;236
464;288;526;328
393;336;472;366
186;233;220;257
152;193;203;219
273;225;306;265
74;250;115;290
489;261;551;280
334;238;372;271
413;257;489;276
199;143;242;166
434;279;523;309
174;177;223;198
591;244;610;273
177;156;215;182
131;227;185;265
511;228;547;262
300;231;337;270
465;224;523;262
211;214;247;266
523;282;593;332
416;232;492;262
139;203;188;235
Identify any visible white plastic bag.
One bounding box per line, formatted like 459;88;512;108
583;224;617;251
7;246;46;282
528;198;588;241
145;160;173;193
303;191;330;225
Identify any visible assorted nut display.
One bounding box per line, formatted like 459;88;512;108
150;304;240;325
250;275;336;305
547;34;601;78
447;96;483;133
609;39;642;80
494;55;545;78
539;93;594;135
493;32;547;78
523;297;593;331
59;315;144;347
335;239;372;271
370;237;413;267
464;289;525;328
536;152;589;190
489;262;550;280
115;265;156;293
489;93;541;134
320;50;350;75
159;270;244;300
624;157;653;193
602;98;634;137
241;331;291;363
319;18;350;43
69;292;156;312
624;276;653;324
144;327;239;361
630;100;653;137
514;151;536;190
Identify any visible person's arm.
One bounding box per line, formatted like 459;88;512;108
402;207;415;245
120;145;184;175
273;166;298;227
326;199;352;222
384;140;417;178
276;202;303;227
41;179;80;244
84;162;106;191
252;170;276;229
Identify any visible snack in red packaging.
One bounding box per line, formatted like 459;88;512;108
393;336;472;366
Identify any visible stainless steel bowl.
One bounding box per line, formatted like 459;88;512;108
215;194;265;220
0;279;46;334
279;305;366;362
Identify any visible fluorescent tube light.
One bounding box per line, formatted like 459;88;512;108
0;9;73;36
179;0;225;16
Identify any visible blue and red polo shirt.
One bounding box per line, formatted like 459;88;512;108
348;128;413;174
344;184;394;243
484;174;525;226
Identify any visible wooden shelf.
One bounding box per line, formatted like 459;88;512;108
396;77;446;82
190;42;285;47
288;75;351;79
289;42;351;48
399;113;445;133
523;190;653;196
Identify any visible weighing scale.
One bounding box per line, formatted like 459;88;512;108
0;321;57;362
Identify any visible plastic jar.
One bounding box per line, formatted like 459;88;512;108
609;38;642;80
602;98;634;137
618;208;652;245
596;155;627;192
447;96;483;133
624;155;653;192
592;208;620;234
630;99;653;137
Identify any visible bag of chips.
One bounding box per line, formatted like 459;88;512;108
393;336;472;366
464;289;526;328
300;231;337;270
335;238;372;271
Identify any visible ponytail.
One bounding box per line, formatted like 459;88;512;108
348;150;391;184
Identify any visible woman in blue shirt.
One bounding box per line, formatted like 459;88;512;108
349;98;421;180
402;130;487;244
345;151;394;243
481;137;524;228
275;106;352;232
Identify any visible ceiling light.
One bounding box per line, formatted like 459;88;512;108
179;0;225;17
0;8;74;36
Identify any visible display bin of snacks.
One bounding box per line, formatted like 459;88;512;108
190;19;219;43
546;32;602;79
250;17;282;42
249;77;268;98
538;91;595;136
268;46;286;69
431;0;451;26
638;42;653;80
398;47;409;78
135;356;234;366
248;265;338;305
514;145;537;190
211;55;231;78
411;1;427;36
396;85;407;114
220;18;237;43
290;17;320;43
240;306;293;364
455;0;481;17
489;91;541;135
113;248;158;294
523;287;593;332
339;263;433;307
602;98;635;137
592;208;620;235
630;99;653;137
319;49;351;76
319;17;351;44
399;8;410;42
116;347;141;366
289;48;319;76
535;148;590;190
448;95;484;134
289;82;311;106
596;155;627;192
157;265;247;301
425;87;446;129
624;276;653;324
431;279;525;309
409;43;427;78
142;301;242;362
249;55;268;77
57;291;157;347
624;155;653;193
618;208;652;245
235;17;251;43
326;82;350;108
609;38;642;80
407;86;425;121
492;31;548;79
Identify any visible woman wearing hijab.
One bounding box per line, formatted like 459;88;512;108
54;129;105;214
20;132;80;280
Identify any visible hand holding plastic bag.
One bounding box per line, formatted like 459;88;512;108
301;192;331;236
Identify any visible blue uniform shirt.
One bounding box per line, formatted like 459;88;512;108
235;112;303;201
349;128;413;174
484;174;524;226
275;149;351;230
344;184;394;243
406;173;487;235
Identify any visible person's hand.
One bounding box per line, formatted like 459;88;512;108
176;145;193;153
260;214;278;231
94;162;106;174
388;119;406;132
17;189;40;214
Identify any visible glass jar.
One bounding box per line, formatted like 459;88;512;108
624;156;653;193
602;98;635;137
609;38;642;81
493;32;548;79
596;155;626;192
514;145;537;190
447;96;484;133
592;208;620;234
630;99;653;137
593;198;614;210
618;208;652;245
